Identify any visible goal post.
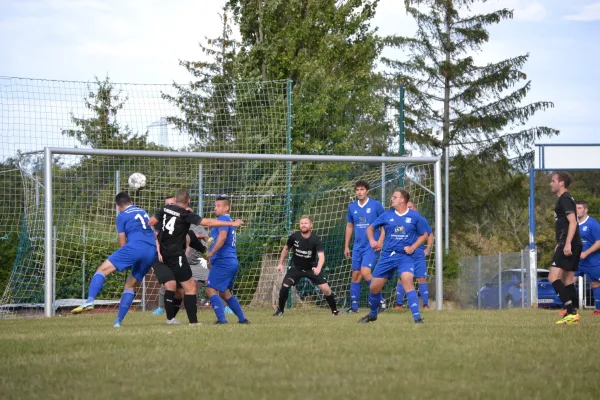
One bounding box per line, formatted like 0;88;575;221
13;147;443;318
529;143;600;308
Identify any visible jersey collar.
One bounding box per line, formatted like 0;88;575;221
579;216;589;225
394;209;409;217
357;198;370;208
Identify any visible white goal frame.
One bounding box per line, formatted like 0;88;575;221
42;147;443;317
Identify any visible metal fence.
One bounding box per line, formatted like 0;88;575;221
458;251;597;309
458;251;532;309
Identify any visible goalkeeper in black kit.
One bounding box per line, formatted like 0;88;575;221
273;216;339;316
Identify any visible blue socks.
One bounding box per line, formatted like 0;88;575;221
406;290;421;321
367;279;384;305
210;294;227;323
368;293;380;317
87;272;105;303
419;283;429;307
226;296;247;322
350;282;361;311
116;289;135;323
594;286;600;310
396;284;405;305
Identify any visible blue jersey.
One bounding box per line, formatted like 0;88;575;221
347;198;385;251
371;209;428;254
579;216;600;267
415;216;433;255
116;205;155;246
209;214;238;263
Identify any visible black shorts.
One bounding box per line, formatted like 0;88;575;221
152;252;193;284
282;267;328;287
552;245;582;272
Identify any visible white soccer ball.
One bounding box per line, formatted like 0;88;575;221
128;173;147;190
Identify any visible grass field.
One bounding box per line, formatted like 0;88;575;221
1;308;599;400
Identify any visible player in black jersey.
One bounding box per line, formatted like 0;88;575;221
273;216;339;316
549;172;582;325
149;189;243;325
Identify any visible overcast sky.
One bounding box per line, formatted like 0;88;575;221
1;0;599;148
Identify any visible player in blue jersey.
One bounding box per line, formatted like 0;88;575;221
205;195;250;324
561;200;600;316
72;191;158;328
343;180;386;313
358;189;429;324
395;201;433;310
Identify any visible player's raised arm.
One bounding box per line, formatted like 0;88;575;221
199;217;244;228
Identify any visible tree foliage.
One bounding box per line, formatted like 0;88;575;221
382;0;559;167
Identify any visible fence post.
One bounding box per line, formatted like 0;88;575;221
498;252;502;309
520;249;525;308
578;276;584;310
477;255;482;309
53;226;57;311
115;170;120;216
82;225;86;300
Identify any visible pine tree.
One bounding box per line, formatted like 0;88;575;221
383;0;559;167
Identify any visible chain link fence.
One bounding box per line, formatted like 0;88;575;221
459;251;597;310
458;251;533;309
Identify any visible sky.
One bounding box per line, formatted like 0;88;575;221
0;0;599;151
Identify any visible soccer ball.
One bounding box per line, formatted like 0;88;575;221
128;173;146;190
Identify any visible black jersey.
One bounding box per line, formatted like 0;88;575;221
154;204;202;259
286;231;324;271
554;192;582;247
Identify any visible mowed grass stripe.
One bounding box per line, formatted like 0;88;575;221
0;309;598;400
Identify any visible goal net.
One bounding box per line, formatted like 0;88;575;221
0;149;440;317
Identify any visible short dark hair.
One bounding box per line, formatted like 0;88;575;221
115;191;131;207
576;200;588;209
354;180;370;191
396;189;410;203
176;189;190;204
554;172;573;189
216;194;230;207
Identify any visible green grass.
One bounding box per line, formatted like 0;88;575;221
1;308;599;400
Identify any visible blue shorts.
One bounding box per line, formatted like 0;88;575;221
207;259;239;292
351;247;379;271
413;256;428;278
372;251;415;279
108;242;157;281
575;263;600;282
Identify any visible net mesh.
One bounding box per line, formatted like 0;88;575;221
1;154;436;316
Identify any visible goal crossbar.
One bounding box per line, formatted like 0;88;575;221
43;147;443;317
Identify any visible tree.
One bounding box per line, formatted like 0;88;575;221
227;0;391;156
383;0;559;166
62;76;149;150
163;9;243;151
